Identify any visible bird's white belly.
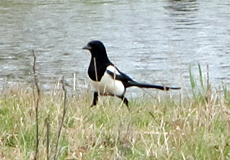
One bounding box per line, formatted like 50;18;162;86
90;72;125;96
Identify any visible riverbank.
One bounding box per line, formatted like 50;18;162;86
0;83;230;159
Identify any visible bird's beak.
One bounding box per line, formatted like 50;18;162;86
82;45;92;50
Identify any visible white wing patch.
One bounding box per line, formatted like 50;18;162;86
90;65;125;96
107;65;121;75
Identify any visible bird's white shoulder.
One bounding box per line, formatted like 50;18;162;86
106;65;120;75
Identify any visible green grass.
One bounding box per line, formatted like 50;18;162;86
1;66;230;159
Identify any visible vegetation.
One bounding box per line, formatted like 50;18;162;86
0;64;230;159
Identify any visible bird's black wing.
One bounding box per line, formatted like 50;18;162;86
106;65;181;90
106;67;133;81
106;66;134;87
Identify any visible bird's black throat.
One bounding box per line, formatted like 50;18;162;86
88;53;112;81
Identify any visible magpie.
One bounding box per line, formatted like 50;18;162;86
82;40;180;109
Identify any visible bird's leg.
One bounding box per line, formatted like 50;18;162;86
91;92;98;107
117;95;130;111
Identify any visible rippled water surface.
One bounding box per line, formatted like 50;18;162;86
1;0;230;94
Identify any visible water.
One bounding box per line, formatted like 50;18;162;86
0;0;230;95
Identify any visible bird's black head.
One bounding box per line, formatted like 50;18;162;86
83;40;112;67
82;40;107;57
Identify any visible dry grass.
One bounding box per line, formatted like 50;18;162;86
0;81;230;160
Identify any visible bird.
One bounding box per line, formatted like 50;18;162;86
82;40;180;110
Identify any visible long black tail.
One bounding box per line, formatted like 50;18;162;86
127;81;181;91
